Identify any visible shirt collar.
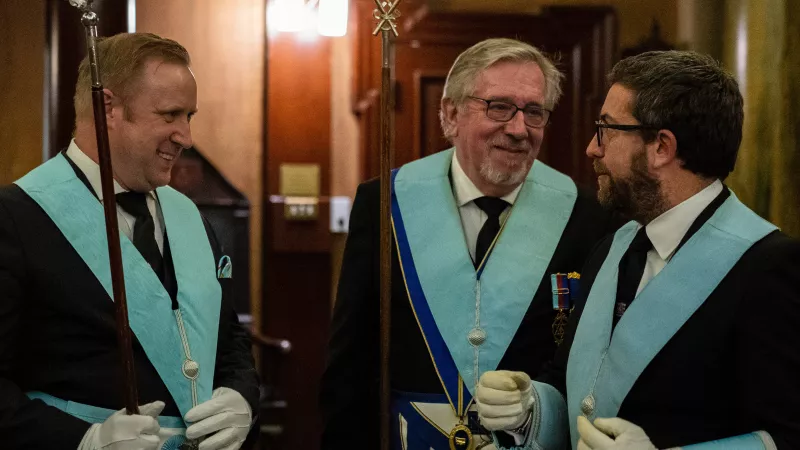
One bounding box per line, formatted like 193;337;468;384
65;139;157;201
450;150;523;207
643;179;724;261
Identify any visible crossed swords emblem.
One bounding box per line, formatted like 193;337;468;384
372;0;401;36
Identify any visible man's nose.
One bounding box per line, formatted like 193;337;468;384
504;110;528;138
172;120;193;149
586;135;603;159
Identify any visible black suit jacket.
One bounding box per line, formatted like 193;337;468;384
320;175;619;449
0;163;260;449
539;189;800;449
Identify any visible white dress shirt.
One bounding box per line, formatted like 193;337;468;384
65;140;165;254
635;179;724;294
450;153;522;263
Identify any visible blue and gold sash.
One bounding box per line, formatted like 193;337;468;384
391;167;472;418
16;154;221;419
566;192;777;448
391;148;577;424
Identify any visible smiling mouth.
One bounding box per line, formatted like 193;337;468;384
495;145;528;154
157;150;177;161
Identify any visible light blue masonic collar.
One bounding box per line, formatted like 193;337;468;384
566;191;777;447
392;148;578;397
15;153;221;419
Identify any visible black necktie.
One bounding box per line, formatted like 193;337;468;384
614;227;652;327
473;196;509;268
115;191;164;278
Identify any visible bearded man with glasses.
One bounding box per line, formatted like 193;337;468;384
320;38;619;450
479;51;800;450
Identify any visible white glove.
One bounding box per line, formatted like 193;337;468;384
476;370;534;431
185;387;252;450
576;416;658;450
78;401;165;450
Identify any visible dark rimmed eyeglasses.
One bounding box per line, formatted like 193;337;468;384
468;96;552;128
594;121;659;146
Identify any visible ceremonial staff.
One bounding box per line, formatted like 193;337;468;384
67;0;140;415
372;1;400;448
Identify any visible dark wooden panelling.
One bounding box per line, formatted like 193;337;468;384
413;70;449;159
353;3;618;189
45;0;127;157
262;252;331;449
170;148;253;316
262;32;332;450
266;36;332;196
0;0;45;184
268;199;332;254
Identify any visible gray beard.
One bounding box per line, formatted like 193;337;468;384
479;158;530;187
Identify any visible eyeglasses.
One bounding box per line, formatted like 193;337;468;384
594;121;659;146
468;96;552;128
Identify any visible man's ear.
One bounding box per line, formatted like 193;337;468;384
440;97;459;139
103;88;119;127
651;128;678;170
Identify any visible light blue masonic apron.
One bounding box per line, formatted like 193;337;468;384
15;153;222;450
566;192;777;450
391;148;577;449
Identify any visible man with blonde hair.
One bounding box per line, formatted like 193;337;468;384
0;32;259;450
321;38;617;449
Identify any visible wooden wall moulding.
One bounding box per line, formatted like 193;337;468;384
351;3;618;189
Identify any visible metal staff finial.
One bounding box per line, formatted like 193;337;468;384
372;1;400;449
372;0;401;36
66;0;140;417
68;0;91;10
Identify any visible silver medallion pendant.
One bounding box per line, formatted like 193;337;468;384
581;394;595;417
182;359;200;380
467;327;486;347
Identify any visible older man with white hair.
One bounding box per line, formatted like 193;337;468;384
320;38;618;450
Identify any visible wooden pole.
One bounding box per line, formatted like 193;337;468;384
70;0;139;414
372;1;399;449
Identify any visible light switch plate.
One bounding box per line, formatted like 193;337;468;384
330;196;352;233
284;196;318;221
